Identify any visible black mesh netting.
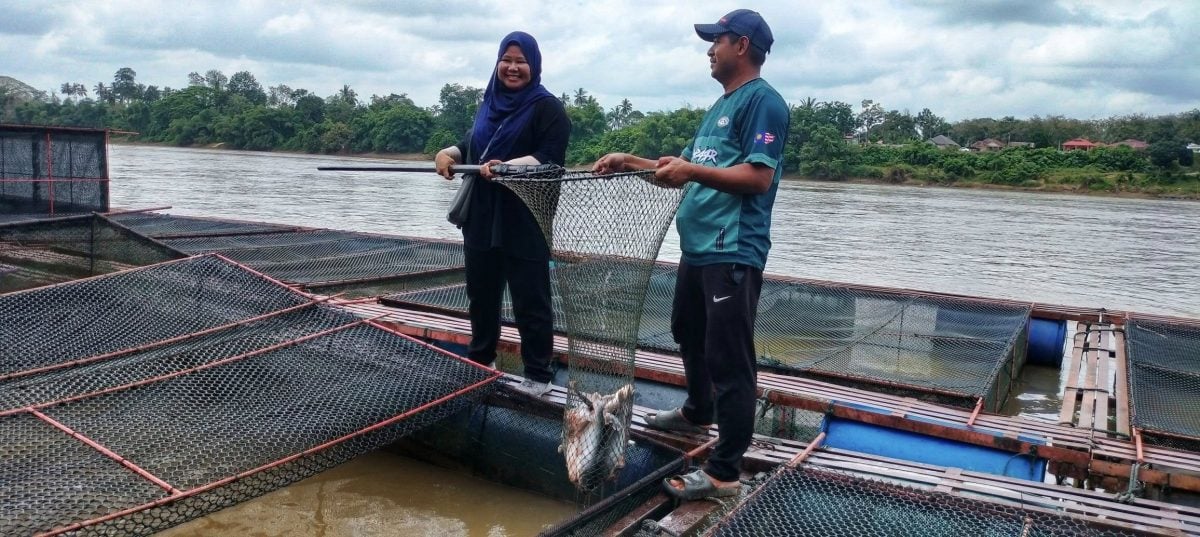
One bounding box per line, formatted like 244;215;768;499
0;127;108;216
0;254;498;536
108;212;303;239
1125;317;1200;450
493;169;685;492
0;214;183;294
708;466;1143;537
390;388;686;537
385;264;1032;410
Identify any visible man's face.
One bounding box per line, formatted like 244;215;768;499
707;33;744;82
496;44;532;91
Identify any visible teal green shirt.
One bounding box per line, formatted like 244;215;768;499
677;78;789;269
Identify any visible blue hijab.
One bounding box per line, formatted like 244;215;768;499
469;31;555;163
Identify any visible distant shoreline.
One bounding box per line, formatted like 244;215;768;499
111;140;1199;201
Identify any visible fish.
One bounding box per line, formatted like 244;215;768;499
560;382;634;490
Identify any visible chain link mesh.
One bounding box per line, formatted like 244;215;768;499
0;127;108;217
0;254;498;535
108;212;303;239
1126;317;1200;449
709;465;1143;537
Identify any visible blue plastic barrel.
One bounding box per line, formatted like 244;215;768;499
1026;318;1067;367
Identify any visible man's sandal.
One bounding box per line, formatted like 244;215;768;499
663;468;740;501
643;408;710;435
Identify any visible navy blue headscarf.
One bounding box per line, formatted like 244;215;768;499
469;31;555;163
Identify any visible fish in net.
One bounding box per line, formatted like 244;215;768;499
493;165;686;491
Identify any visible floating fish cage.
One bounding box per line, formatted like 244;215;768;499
110;212;467;294
1125;316;1200;452
0;213;181;292
385;262;1033;411
390;388;687;537
0;124;109;219
0;255;499;535
707;464;1145;537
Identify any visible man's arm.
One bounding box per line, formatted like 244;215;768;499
592;152;661;174
655;158;774;194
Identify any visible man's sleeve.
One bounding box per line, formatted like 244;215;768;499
738;93;789;170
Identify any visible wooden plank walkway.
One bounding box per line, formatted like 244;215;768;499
342;300;1200;495
1059;322;1129;438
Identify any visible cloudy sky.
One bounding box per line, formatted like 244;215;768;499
2;0;1198;121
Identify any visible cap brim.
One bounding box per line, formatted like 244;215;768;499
694;23;726;42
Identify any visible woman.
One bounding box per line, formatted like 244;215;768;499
434;31;570;397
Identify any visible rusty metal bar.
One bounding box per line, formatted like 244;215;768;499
787;431;826;468
30;409;180;495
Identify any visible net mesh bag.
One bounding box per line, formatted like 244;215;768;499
495;167;685;491
0;254;500;535
0;127;108;217
1125;316;1200;451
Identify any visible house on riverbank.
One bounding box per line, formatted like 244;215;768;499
1062;138;1098;151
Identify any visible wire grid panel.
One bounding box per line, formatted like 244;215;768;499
5;323;497;536
0;306;363;411
107;212;303;239
1126;318;1200;447
0;128;108;215
163;230;466;287
0;214;181;277
497;169;685;491
0;255;311;377
709;466;1143;537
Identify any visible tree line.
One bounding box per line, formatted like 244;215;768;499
2;67;1197;193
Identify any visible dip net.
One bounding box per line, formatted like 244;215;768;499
495;167;685;491
0;255;499;535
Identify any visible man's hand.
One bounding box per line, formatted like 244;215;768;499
592;153;628;175
434;151;456;180
654;156;693;188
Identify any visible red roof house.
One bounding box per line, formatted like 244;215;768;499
1062;138;1097;151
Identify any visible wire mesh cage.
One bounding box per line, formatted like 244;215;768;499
707;465;1145;537
107;212;305;240
1125;316;1200;451
0;254;500;535
0;125;108;217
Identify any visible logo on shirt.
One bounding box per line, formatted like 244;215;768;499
755;132;776;144
693;147;718;164
717;116;730;128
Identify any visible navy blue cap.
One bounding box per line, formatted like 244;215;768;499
695;9;774;54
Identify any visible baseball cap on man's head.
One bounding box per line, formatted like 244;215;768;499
694;9;774;54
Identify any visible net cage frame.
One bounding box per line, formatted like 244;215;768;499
1125;314;1200;451
110;212;470;291
0;124;110;218
0;254;502;536
383;259;1033;412
493;169;688;492
705;461;1167;537
388;386;689;537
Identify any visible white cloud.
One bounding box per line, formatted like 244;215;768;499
0;0;1196;121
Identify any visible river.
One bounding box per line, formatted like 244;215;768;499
106;144;1200;534
109;144;1200;318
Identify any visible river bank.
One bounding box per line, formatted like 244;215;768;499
110;140;1200;201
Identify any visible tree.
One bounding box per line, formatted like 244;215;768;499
187;72;206;87
93;83;114;104
817;101;857;136
915;108;949;139
607;98;638;130
856;99;884;141
878;109;918;144
112;67;139;103
430;83;483;139
227;71;267;106
203;70;228;92
268;84;295;107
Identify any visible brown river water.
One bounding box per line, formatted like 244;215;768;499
103;144;1199;534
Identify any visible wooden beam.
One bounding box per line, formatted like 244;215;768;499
1059;324;1087;426
1113;328;1132;436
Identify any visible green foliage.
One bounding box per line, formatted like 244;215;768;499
800;125;856;179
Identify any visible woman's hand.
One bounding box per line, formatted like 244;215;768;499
592;153;628;175
479;159;503;180
434;150;457;180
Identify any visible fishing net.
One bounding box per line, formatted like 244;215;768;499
708;465;1143;537
1125;316;1200;451
0;125;108;217
0;254;499;536
494;167;685;491
108;212;304;240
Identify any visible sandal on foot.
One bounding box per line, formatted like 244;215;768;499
643;408;709;434
663;469;739;501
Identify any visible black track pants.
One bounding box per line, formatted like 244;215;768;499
464;246;555;383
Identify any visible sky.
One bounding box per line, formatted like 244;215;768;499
2;0;1198;122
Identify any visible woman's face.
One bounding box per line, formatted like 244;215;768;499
496;44;532;91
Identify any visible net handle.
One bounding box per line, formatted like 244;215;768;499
316;163;564;176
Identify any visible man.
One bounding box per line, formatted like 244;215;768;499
593;9;789;500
